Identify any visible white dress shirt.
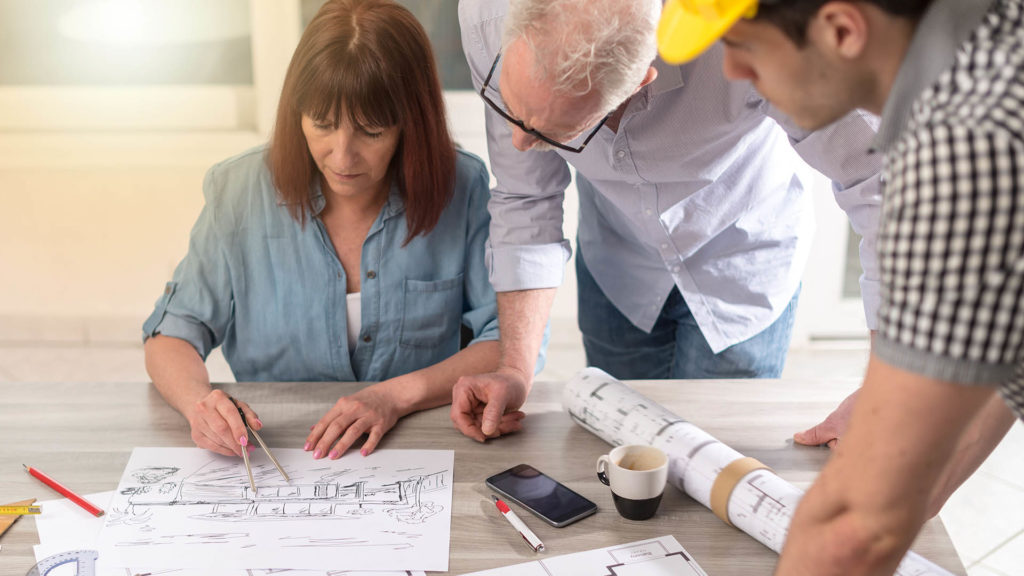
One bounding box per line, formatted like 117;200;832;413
459;0;883;353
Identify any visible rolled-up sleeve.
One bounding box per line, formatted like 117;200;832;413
770;105;884;329
460;1;573;292
141;166;233;359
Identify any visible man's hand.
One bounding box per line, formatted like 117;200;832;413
450;369;529;442
794;388;859;449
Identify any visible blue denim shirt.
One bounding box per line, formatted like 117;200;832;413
143;145;499;382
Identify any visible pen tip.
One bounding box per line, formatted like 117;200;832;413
22;464;29;471
491;494;499;502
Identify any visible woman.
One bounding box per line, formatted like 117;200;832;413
143;0;521;461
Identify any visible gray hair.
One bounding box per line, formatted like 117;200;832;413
502;0;660;114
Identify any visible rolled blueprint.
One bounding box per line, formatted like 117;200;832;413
563;367;954;576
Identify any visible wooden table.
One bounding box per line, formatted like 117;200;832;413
0;378;966;575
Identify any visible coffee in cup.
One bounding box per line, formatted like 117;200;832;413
596;444;668;520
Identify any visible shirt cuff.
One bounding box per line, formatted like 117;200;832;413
860;277;881;331
142;311;215;361
874;334;1015;385
486;241;572;292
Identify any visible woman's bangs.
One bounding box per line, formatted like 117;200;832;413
298;55;401;130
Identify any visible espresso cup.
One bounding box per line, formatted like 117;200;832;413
596;444;668;520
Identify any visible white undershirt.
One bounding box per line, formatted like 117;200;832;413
346;292;361;353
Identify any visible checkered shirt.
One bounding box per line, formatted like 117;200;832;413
874;0;1024;419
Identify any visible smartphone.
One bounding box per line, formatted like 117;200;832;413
486;463;598;527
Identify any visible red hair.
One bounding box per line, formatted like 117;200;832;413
268;0;455;242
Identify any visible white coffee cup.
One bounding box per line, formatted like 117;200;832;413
596;444;668;520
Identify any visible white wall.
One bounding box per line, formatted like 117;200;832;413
0;92;587;344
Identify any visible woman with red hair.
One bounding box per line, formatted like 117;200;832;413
143;0;515;461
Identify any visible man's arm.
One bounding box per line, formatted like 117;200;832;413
775;353;1000;576
452;0;573;441
450;288;555;441
771;106;883;448
927;393;1015;517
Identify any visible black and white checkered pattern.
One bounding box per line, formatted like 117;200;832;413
875;0;1024;419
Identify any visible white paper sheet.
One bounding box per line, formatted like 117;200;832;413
563;368;955;576
93;448;451;572
461;535;706;576
33;491;425;576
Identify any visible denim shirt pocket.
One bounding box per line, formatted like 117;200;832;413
399;274;463;349
142;281;178;338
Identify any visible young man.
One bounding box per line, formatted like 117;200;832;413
452;0;883;444
659;0;1022;574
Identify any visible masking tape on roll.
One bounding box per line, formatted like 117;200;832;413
709;456;772;526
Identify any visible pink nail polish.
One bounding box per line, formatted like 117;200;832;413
254;418;263;428
239;436;248;447
310;425;315;431
313;449;322;459
304;442;311;451
329;450;340;459
360;449;367;457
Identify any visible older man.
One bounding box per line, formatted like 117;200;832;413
451;0;882;442
658;0;1022;574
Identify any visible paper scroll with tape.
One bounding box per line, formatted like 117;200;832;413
562;367;954;576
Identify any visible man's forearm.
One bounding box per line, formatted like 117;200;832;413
496;288;557;384
776;354;998;575
928;394;1015;516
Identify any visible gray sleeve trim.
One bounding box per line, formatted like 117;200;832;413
874;335;1015;385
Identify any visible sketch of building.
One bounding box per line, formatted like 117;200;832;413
116;460;447;525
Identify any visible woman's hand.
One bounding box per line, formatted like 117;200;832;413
185;389;262;458
306;384;404;459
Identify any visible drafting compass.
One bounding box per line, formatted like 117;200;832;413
229;396;290;493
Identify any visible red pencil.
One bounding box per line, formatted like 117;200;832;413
23;464;105;517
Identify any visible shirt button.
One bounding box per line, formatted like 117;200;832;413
660;243;668;250
362;335;372;343
616;150;626;158
645;209;653;216
672;266;680;272
366;270;377;279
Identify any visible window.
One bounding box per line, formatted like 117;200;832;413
300;0;472;90
0;0;256;132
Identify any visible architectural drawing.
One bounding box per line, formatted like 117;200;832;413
32;491;427;576
563;367;955;576
462;535;707;576
115;460;445;525
95;448;454;572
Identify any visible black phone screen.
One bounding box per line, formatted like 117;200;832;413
486;464;597;526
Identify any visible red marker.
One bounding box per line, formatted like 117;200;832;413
23;465;105;517
492;495;545;552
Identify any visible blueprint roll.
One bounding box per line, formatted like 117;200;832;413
563;367;954;576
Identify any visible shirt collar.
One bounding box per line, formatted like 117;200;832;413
307;177;405;220
624;57;687;115
872;0;995;153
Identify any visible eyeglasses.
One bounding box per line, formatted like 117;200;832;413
479;52;609;154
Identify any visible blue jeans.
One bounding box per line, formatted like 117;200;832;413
575;250;799;379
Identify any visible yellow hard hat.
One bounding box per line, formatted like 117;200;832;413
658;0;762;64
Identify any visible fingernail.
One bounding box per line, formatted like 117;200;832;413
310;425;315;431
254;417;263;428
304;442;311;451
360;449;367;457
313;449;323;459
239;436;248;447
328;450;340;459
247;445;255;453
